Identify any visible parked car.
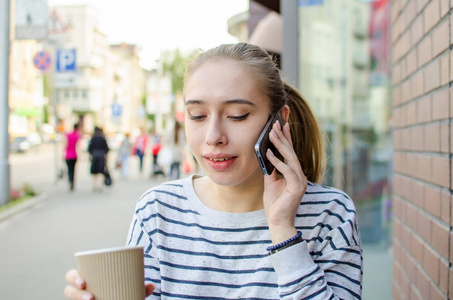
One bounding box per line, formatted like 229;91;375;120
27;132;42;146
10;136;31;153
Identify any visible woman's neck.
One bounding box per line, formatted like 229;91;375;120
194;175;265;213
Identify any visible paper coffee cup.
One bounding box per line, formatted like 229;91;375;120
75;246;145;300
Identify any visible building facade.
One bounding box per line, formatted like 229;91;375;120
391;0;451;299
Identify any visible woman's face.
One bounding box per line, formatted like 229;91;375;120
184;58;271;187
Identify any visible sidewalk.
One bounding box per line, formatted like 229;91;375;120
0;156;169;300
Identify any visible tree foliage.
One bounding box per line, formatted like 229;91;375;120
160;48;200;94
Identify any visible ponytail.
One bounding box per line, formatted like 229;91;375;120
284;82;325;183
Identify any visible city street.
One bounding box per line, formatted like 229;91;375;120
1;145;166;299
1;143;392;299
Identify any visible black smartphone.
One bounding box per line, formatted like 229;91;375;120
254;112;285;175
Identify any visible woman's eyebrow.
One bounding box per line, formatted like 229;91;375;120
185;99;256;106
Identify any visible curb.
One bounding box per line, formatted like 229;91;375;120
0;193;48;223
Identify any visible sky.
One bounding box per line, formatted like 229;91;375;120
47;0;249;69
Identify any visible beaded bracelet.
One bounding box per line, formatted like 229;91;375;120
266;231;303;255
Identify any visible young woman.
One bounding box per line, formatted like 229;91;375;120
65;43;362;299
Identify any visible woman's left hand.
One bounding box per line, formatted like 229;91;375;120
263;121;308;244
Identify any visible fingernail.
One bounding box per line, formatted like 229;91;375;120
75;277;85;288
82;293;93;300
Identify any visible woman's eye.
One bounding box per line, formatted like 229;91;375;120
230;112;250;121
188;114;205;121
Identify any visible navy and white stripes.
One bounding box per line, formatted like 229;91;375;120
126;175;362;299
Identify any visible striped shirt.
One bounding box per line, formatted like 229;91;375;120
126;175;362;299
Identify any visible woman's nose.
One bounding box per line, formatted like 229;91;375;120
205;118;227;146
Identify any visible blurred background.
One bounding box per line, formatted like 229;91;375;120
3;0;395;299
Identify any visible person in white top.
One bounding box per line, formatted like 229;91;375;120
64;43;362;300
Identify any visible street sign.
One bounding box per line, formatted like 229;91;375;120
298;0;323;6
56;49;76;72
111;104;122;117
33;51;51;71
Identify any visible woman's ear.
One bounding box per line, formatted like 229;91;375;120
280;105;290;123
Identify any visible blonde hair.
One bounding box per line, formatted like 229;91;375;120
184;43;325;183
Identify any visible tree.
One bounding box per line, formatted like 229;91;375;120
160;48;200;94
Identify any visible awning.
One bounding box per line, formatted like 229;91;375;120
249;11;282;54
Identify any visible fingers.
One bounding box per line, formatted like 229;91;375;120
145;283;156;296
268;122;303;180
63;285;94;300
64;270;93;300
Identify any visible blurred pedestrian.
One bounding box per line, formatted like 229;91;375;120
118;133;132;178
168;121;185;180
133;129;148;173
151;129;164;177
64;123;82;191
87;126;109;191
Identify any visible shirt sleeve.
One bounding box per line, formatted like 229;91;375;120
268;219;362;299
126;209;162;299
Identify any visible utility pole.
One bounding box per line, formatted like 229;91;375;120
281;0;299;89
0;0;11;206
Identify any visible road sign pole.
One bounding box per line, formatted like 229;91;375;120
0;0;11;205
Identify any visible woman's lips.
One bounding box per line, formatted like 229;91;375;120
204;155;237;171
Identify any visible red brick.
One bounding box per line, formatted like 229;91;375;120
439;53;448;86
450;52;453;83
406;48;417;79
424;123;440;152
418;36;432;68
449;267;453;296
429;282;446;300
411;69;424;99
406;203;418;232
439;259;449;295
440;0;449;17
450;87;453;118
424;0;440;34
411;15;424;46
432;88;449;120
440;122;449;153
393;62;402;86
411;234;424;263
417;95;432;123
417;211;432;243
410;286;423;300
406;101;417;126
412;180;424;208
424;245;440;284
450;232;453;263
401;79;411;104
412;126;424;151
432;220;449;259
424;184;441;217
424;59;441;93
416;265;431;299
406;251;418;283
416;0;430;13
440;190;450;223
403;0;416;28
417;154;432;182
433;20;450;57
432;155;450;188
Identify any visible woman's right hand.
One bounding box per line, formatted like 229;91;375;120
64;269;93;300
64;269;155;299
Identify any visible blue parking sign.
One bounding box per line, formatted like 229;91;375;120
299;0;323;6
56;49;76;72
112;104;122;117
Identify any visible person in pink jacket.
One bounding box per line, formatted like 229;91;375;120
64;123;82;191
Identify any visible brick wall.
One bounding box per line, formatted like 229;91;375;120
391;0;452;299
